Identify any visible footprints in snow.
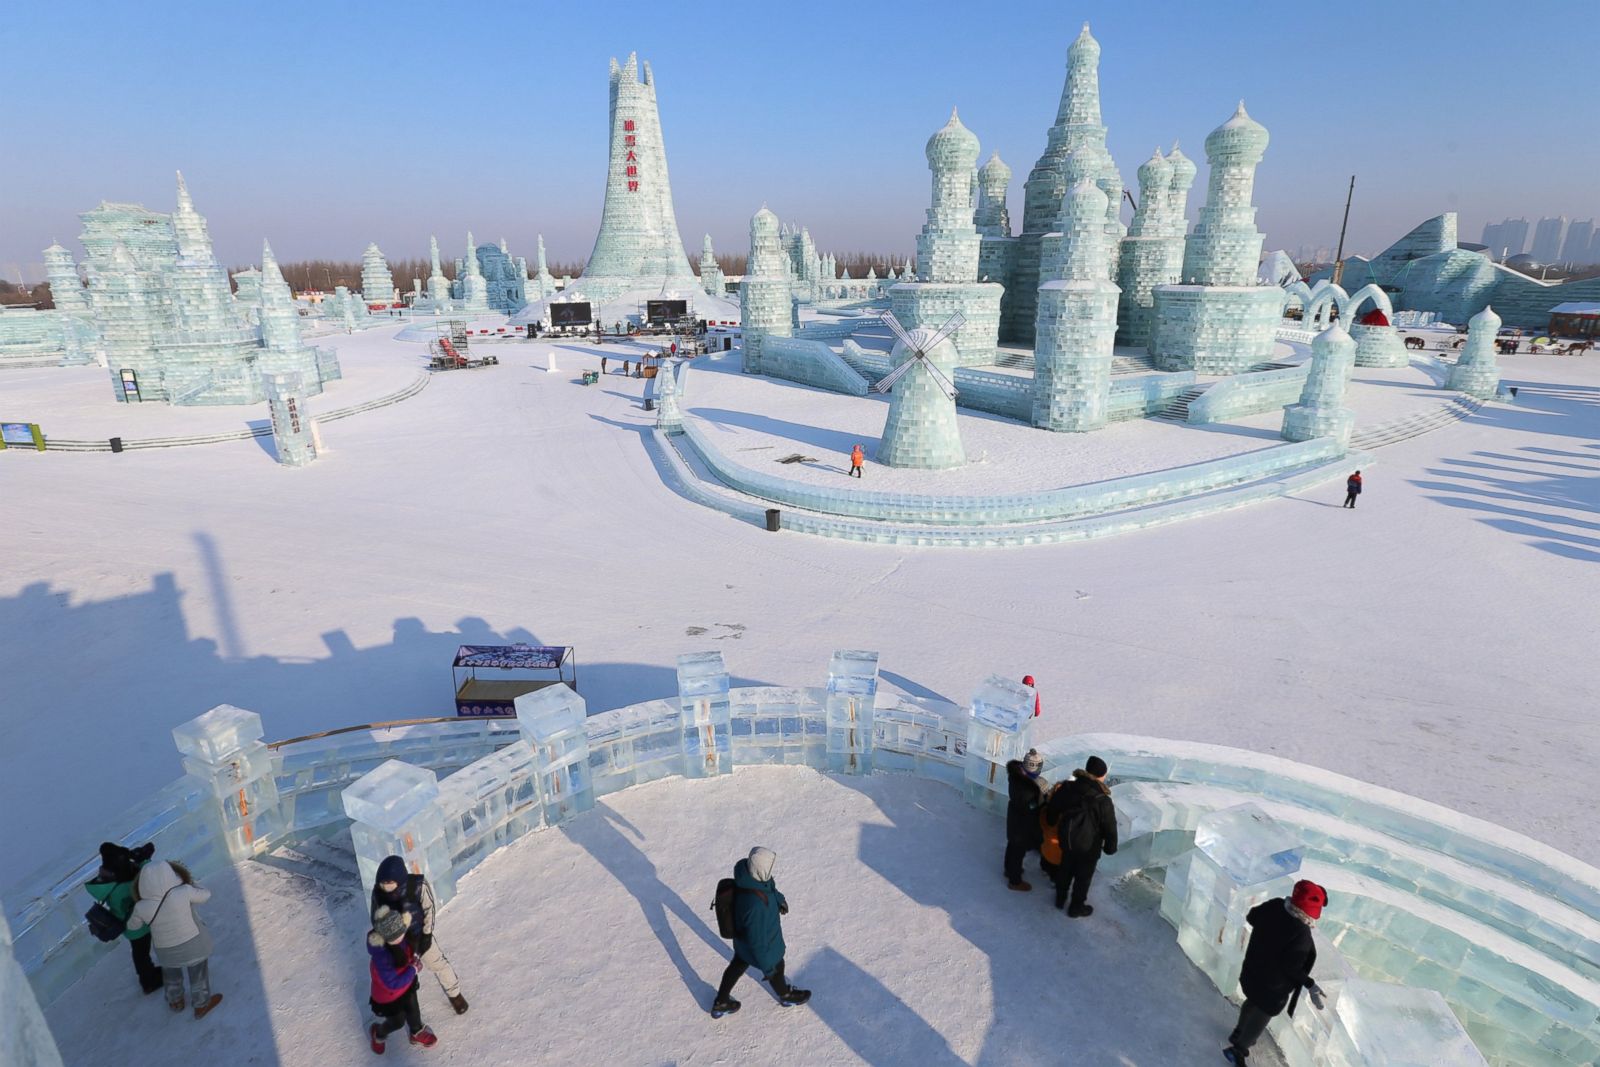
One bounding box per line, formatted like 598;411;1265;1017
684;623;747;640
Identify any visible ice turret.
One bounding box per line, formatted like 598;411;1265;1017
1033;178;1121;431
43;243;88;312
975;153;1012;238
1281;324;1356;447
698;233;725;297
1446;305;1503;398
458;231;490;312
1116;148;1186;348
426;235;450;308
1163;141;1198;239
740;206;791;374
360;243;395;306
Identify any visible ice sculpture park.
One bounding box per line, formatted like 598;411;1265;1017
3;22;1600;1067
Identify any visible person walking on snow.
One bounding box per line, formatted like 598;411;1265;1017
1343;470;1362;508
1046;755;1117;917
849;443;865;478
1004;749;1048;891
368;905;438;1052
125;859;223;1018
1022;675;1041;717
1224;880;1329;1064
601;356;608;375
711;847;811;1017
371;855;469;1015
85;841;164;995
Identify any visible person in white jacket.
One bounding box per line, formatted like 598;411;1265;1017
126;860;223;1019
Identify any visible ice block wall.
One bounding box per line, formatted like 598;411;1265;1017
173;704;285;862
963;675;1036;816
676;651;733;779
825;650;879;774
514;685;595;824
340;759;455;903
434;740;542;883
0;904;65;1067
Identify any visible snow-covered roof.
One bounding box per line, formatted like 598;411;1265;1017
1550;301;1600;316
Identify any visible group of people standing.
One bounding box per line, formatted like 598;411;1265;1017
1004;750;1330;1064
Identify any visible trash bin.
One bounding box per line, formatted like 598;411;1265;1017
765;508;781;532
109;437;123;453
1508;386;1518;398
644;397;656;411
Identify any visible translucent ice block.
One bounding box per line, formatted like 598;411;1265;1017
1323;980;1488;1066
1194;803;1303;885
341;760;441;832
825;650;880;697
515;685;587;743
172;704;264;761
970;675;1035;732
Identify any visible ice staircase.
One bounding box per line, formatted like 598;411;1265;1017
1112;350;1159;374
836;340;887;386
1349;395;1483;450
991;350;1035;371
1154;385;1212;421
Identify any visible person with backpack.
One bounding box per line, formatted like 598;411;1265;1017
1343;470;1362;508
710;847;810;1017
84;840;164;994
368;905;438;1052
125;859;222;1018
1004;749;1047;891
1045;755;1117;917
371;855;469;1015
1224;880;1329;1064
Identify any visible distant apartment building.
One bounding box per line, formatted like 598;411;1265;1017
1560;219;1595;264
1531;216;1567;263
1480;217;1529;260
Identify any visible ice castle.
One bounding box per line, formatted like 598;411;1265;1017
70;173;338;405
453;236;527;314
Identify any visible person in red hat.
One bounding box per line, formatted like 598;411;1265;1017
1021;676;1040;717
1224;879;1329;1064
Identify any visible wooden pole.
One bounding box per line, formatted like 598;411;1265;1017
1333;175;1355;286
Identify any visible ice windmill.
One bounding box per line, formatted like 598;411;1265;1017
873;310;967;469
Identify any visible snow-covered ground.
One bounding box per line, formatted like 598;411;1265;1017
4;323;1598;893
44;767;1244;1067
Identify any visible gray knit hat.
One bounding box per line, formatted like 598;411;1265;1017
374;906;410;943
1023;749;1044;774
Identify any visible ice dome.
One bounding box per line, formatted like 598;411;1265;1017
979;152;1011;184
926;108;980;170
1205;101;1269;161
1068;21;1100;63
1137;147;1173;188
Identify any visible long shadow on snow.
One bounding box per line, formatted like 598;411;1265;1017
558;802;727;1008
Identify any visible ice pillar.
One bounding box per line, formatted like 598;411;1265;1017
699;234;725;297
1165;803;1303;999
0;905;65;1067
1033;173;1121;431
514;685;595;825
676;651;733;779
739;206;790;375
1282;324;1356;448
654;359;683;434
264;372;319;467
341;759;455;903
963;675;1036;815
825;650;879;775
426;236;450;308
1446;305;1502;398
173;704;286;863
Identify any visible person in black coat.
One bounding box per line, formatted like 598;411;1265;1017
1004;749;1047;891
1225;880;1329;1064
1045;755;1117;917
1343;470;1362;508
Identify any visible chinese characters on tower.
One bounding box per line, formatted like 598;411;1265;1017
624;119;638;191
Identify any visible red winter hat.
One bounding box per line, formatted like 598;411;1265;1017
1022;675;1035;687
1291;880;1328;919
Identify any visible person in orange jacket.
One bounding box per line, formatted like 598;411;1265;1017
849;444;865;478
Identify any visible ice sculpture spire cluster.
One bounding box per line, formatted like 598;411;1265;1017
888;109;1003;366
1115;145;1192;348
425;235;450;309
69;174;337;405
455;232;490;313
1032;173;1121;432
739;206;791;374
699;234;725;297
1002;23;1123;344
574;53;698;303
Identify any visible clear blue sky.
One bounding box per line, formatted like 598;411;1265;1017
3;0;1596;278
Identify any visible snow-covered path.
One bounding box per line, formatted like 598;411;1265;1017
46;768;1250;1067
3;327;1597;885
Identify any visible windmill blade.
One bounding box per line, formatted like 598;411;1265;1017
871;356;918;394
878;312;918;352
923;311;968;352
924;359;959;401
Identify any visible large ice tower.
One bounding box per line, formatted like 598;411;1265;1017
574;53;697;303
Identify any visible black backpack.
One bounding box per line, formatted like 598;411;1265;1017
711;878;739;939
85;901;125;942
